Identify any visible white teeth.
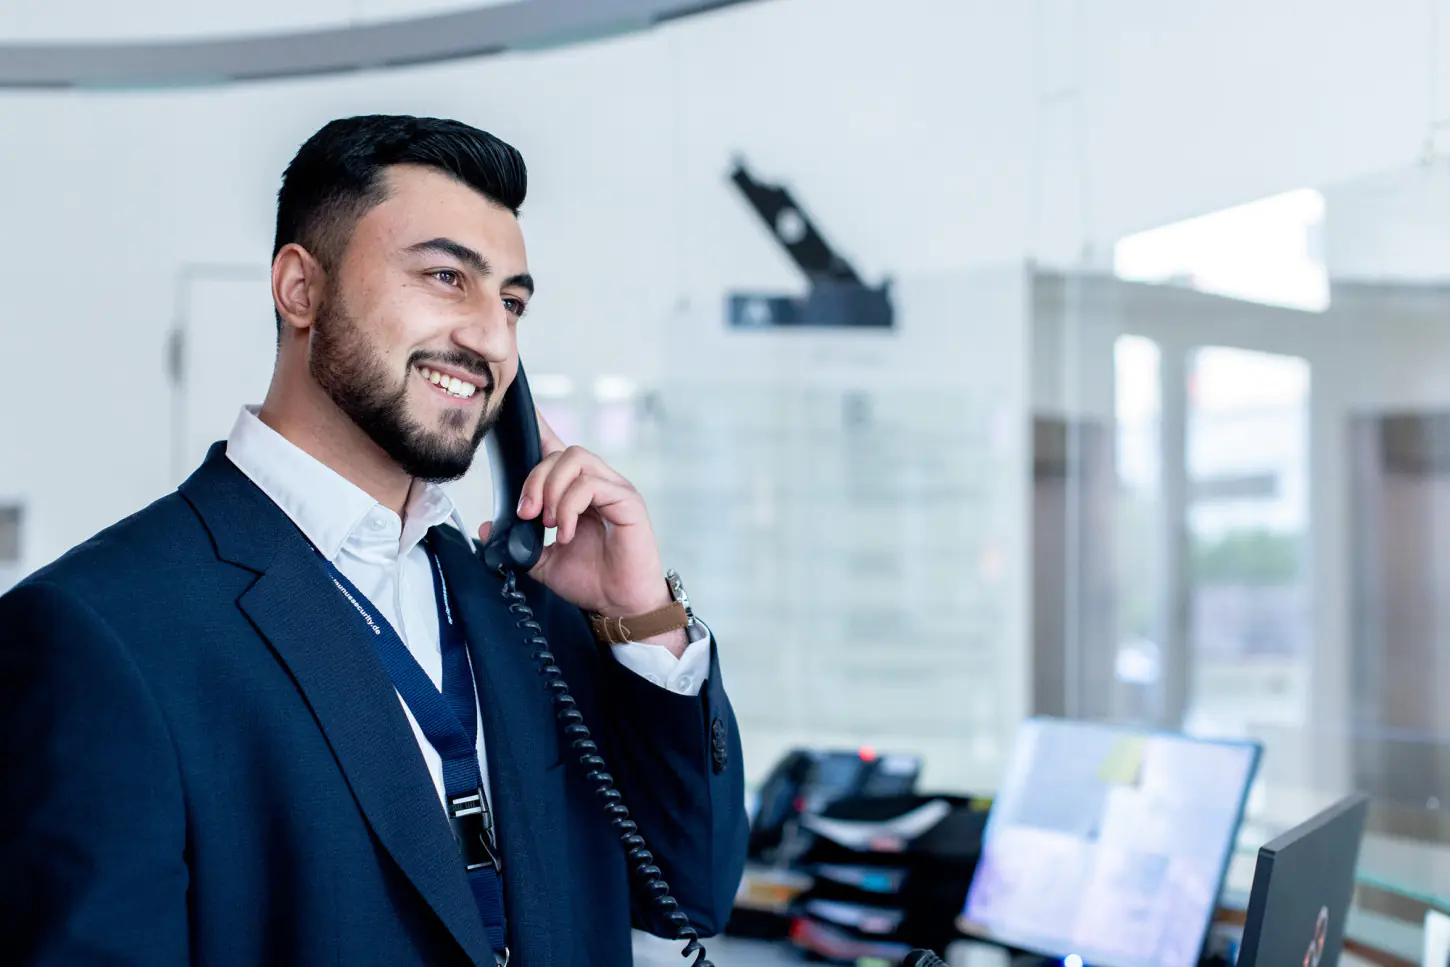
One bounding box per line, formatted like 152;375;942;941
419;366;478;398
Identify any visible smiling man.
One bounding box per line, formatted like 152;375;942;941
0;115;747;967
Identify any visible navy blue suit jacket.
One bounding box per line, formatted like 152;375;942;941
0;445;747;966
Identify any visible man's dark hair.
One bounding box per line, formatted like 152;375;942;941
272;114;527;330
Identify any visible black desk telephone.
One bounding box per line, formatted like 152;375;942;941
476;364;947;967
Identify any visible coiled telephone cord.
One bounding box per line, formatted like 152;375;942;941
499;568;713;967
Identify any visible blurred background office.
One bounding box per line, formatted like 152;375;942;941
5;0;1450;963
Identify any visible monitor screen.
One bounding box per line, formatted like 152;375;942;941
959;718;1260;967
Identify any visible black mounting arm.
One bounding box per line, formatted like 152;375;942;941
725;158;894;329
728;161;862;285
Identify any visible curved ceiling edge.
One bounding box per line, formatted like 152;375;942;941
0;0;757;89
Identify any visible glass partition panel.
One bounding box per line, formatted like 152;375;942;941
1048;158;1450;960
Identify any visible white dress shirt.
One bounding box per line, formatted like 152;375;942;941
224;406;711;809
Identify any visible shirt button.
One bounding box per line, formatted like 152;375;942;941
646;674;664;687
674;675;693;693
370;517;386;531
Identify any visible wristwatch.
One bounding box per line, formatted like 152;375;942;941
588;569;694;644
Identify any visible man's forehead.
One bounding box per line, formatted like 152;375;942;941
383;162;471;196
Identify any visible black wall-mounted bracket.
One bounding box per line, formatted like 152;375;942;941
726;158;894;329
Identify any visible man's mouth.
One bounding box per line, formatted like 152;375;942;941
417;364;483;400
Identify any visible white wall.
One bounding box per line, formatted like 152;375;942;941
1323;162;1450;283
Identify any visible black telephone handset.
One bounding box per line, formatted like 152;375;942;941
479;363;545;572
478;362;714;967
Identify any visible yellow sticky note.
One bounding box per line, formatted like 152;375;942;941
1097;736;1146;785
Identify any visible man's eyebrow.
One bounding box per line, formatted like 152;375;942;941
403;237;489;275
404;237;533;296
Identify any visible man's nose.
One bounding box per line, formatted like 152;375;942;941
450;299;511;362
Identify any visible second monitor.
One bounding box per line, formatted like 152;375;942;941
1235;793;1369;967
957;718;1261;967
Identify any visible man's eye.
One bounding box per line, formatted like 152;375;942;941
504;297;528;317
432;270;460;286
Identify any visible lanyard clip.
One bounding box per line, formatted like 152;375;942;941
447;788;503;874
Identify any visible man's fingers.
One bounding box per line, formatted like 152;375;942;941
517;450;564;519
541;448;588;519
518;443;634;523
538;447;630;519
553;476;595;544
550;444;628;488
476;520;493;544
554;474;641;544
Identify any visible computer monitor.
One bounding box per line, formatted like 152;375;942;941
1236;793;1368;967
957;718;1261;967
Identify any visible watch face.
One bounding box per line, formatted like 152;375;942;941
666;569;692;617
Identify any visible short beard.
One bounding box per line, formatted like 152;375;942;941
308;287;496;483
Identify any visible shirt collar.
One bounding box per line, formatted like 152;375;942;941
223;406;468;562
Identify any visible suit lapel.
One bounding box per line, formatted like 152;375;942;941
180;445;494;967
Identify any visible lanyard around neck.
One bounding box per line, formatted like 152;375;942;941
318;539;479;767
313;533;509;957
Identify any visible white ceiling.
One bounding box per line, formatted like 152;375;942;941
0;0;522;43
0;0;760;87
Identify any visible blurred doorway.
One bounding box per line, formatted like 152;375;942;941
1031;415;1113;720
168;265;274;482
1350;411;1450;839
1181;347;1312;740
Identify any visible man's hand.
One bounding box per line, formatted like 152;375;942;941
477;409;678;642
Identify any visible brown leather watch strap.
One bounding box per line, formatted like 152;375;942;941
588;601;690;644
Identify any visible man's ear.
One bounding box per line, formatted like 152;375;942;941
272;243;326;333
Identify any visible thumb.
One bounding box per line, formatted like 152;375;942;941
476;520;493;544
527;541;559;583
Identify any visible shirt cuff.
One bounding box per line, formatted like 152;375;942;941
609;620;712;697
